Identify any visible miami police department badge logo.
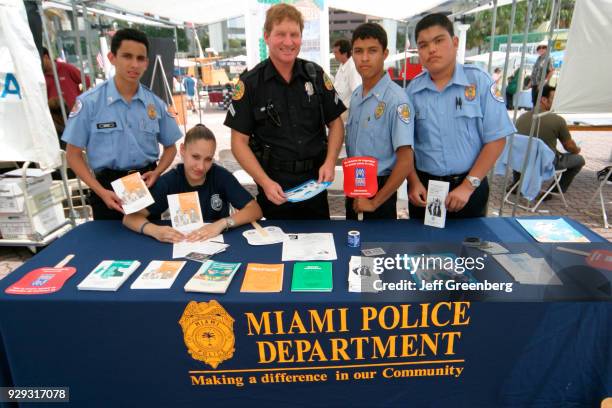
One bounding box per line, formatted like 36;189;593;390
69;99;82;118
490;83;504;103
210;194;222;211
233;80;245;101
179;300;235;369
323;73;334;91
374;101;386;119
397;103;411;124
464;84;477;101
147;103;157;120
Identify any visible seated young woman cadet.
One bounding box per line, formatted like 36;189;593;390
123;124;263;242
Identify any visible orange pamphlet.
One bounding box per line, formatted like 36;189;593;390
240;263;284;293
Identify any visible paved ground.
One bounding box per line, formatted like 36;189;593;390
1;107;610;276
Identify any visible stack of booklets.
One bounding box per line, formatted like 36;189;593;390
348;256;380;293
77;260;141;291
240;263;284;292
130;260;186;289
493;253;562;285
291;262;333;292
184;260;241;293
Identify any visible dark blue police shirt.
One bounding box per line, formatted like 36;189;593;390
147;163;253;221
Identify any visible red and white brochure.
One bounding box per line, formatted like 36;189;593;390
5;255;76;295
342;156;378;198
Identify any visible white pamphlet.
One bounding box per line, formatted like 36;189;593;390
110;172;154;214
424;180;449;228
281;233;337;261
493;253;562;285
242;226;288;245
348;256;380;293
173;239;227;259
130;260;186;289
77;260;141;291
167;192;204;233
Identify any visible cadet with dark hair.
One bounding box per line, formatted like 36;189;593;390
62;28;182;220
406;13;515;218
345;23;415;219
123;124;263;242
224;3;346;220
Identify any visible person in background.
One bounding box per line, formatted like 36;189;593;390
530;40;554;106
42;47;90;110
332;38;361;121
515;85;585;196
183;74;197;113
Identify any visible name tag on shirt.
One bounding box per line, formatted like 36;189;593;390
96;122;117;129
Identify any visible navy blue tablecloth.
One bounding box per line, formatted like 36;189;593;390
0;217;610;407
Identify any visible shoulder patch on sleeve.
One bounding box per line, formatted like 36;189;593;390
397;103;411;124
490;82;505;103
323;73;334;91
233;80;245;100
69;99;82;118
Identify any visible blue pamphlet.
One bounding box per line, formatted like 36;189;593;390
284;179;332;203
516;218;589;243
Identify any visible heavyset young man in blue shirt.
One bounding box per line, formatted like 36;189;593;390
406;14;515;218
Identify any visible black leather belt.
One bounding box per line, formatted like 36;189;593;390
417;170;469;185
95;163;156;184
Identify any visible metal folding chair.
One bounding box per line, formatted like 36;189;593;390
504;168;568;212
587;166;612;228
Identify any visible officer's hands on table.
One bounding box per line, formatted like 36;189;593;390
186;222;226;242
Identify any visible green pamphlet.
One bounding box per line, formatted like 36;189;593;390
291;262;333;292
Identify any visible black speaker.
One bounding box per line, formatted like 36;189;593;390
140;37;176;104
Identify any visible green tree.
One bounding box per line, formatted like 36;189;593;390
466;0;575;50
114;21;189;52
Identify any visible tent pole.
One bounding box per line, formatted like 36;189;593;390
487;0;499;74
496;0;518;216
70;0;88;92
504;0;532;216
402;21;409;89
512;0;562;217
38;1;68;124
81;2;95;90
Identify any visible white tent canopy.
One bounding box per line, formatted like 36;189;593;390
104;0;448;25
0;0;61;169
552;0;612;114
43;1;175;27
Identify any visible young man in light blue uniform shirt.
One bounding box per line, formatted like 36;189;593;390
406;14;515;218
63;28;182;220
345;23;415;220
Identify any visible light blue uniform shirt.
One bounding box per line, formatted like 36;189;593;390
346;72;414;176
62;78;182;172
406;63;516;176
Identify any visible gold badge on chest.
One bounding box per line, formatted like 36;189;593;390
147;103;157;120
374;101;386;119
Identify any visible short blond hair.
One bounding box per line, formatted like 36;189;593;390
264;3;304;34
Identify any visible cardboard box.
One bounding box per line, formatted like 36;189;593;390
0;169;53;213
0;201;66;240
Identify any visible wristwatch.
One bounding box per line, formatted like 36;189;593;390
224;217;236;231
466;175;481;189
